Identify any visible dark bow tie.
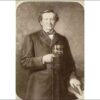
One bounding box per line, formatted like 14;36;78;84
47;32;54;35
42;30;56;35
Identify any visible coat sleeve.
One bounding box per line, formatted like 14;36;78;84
21;35;46;71
63;37;77;77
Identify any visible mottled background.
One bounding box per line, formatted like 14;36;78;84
16;2;84;98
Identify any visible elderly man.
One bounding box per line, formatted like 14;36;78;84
21;10;81;100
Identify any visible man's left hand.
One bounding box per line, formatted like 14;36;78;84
69;78;81;89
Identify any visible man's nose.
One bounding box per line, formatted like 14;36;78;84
47;19;52;24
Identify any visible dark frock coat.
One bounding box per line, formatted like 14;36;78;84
21;30;76;100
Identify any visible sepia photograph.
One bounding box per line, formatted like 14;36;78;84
16;1;84;100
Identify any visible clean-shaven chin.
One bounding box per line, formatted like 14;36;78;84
43;27;53;32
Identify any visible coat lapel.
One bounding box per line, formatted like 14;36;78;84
38;30;60;47
50;33;60;47
39;30;51;47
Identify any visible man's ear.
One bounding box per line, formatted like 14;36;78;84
40;21;43;26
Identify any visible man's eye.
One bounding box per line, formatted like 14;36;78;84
51;19;54;21
44;18;48;20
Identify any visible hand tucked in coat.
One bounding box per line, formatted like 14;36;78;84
42;54;55;64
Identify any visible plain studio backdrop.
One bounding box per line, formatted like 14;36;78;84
16;2;84;98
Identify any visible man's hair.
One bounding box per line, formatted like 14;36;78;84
38;9;59;22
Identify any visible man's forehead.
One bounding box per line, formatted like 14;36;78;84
42;12;55;18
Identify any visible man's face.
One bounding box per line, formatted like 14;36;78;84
40;12;56;32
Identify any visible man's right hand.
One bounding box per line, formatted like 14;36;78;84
42;54;55;64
